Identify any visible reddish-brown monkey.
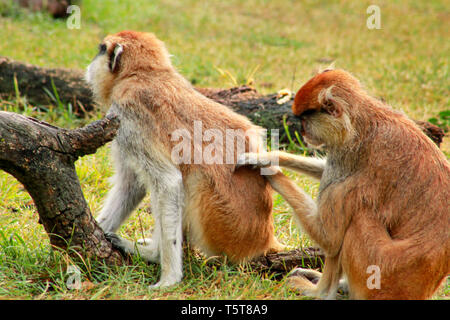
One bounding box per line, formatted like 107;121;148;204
239;69;450;299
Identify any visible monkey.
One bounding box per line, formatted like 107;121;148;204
237;69;450;299
84;30;284;288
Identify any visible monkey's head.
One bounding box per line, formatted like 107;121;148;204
292;69;361;148
85;30;172;105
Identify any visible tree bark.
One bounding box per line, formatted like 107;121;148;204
0;56;94;113
0;56;444;146
0;111;124;264
250;247;325;276
17;0;78;18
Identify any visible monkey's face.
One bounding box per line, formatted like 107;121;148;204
295;107;354;148
293;70;357;148
85;30;172;105
85;42;117;104
296;110;333;147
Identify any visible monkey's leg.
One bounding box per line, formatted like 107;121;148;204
341;214;445;300
149;171;184;289
135;189;161;260
96;162;147;233
237;151;325;180
103;185;161;264
313;256;343;299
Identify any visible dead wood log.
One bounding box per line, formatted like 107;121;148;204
17;0;77;18
250;247;325;277
0;111;124;264
0;56;444;147
0;56;94;113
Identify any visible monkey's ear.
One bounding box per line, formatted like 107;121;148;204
109;43;123;73
320;88;344;118
322;100;342;117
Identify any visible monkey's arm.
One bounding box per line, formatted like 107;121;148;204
237;151;325;180
266;171;349;256
96;145;147;233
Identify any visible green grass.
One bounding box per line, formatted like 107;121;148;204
0;0;449;299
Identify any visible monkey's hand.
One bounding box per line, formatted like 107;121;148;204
236;152;274;169
105;232;129;255
236;152;282;176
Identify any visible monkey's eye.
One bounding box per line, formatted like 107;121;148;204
300;109;318;117
98;44;107;54
321;101;334;115
295;109;317;120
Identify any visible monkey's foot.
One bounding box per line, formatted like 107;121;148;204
266;237;286;253
288;268;348;299
337;278;349;296
105;232;134;256
105;232;125;250
286;275;317;297
289;267;322;284
149;274;182;290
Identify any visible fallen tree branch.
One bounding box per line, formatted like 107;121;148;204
250;247;325;277
0;111;124;264
17;0;77;18
0;56;94;113
0;56;444;146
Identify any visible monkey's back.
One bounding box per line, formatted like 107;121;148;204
112;74;281;262
179;94;279;262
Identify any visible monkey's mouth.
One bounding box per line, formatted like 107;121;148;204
295;110;315;137
298;118;323;148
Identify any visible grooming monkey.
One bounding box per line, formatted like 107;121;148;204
85;31;283;288
238;69;450;299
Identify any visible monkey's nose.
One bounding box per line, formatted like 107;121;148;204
294;114;306;127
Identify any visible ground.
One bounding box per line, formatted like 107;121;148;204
0;0;448;299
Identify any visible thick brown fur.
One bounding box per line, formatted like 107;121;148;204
87;30;283;272
240;69;450;299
